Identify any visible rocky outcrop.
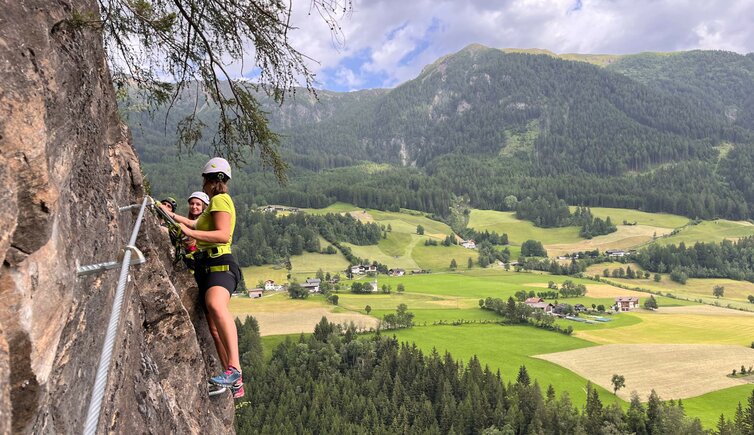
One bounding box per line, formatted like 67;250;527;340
0;1;232;433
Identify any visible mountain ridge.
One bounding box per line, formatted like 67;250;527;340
130;45;754;220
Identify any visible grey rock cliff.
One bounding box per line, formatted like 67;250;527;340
0;1;233;433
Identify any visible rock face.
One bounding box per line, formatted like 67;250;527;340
0;1;233;433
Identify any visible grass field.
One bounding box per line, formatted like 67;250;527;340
656;220;754;246
547;224;673;257
573;207;689;228
241;203;754;428
468;209;582;245
586;263;754;310
536;344;754;400
576;306;754;346
242;264;288;288
389;324;613;408
290;251;350;280
683;385;754;428
230;292;378;335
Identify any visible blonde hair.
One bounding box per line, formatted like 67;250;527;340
203;177;228;198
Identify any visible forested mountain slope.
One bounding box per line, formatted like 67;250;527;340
129;45;754;220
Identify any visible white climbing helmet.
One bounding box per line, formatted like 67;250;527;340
188;191;210;205
202;157;232;181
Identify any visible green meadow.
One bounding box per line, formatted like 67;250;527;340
468;209;582;245
575;206;689;228
388;324;613;409
683;385;754;428
656;220;754;246
240;203;754;428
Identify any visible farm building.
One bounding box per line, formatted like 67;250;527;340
614;297;640;312
574;304;588;313
461;239;476;249
527;301;554;314
525;297;544;304
302;278;321;293
351;264;378;275
552;304;573;315
389;268;405;276
264;280;283;291
606;249;627;258
248;289;263;298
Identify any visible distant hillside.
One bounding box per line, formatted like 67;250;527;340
128;45;754;220
607;50;754;129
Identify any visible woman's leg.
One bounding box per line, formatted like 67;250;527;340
205;311;229;369
204;286;240;370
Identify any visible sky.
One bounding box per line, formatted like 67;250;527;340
255;0;754;92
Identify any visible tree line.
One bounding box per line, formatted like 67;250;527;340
634;236;754;282
232;209;381;267
515;198;617;237
233;316;731;434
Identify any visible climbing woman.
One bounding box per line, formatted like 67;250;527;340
182;191;209;271
161;158;243;398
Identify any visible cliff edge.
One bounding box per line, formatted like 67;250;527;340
0;1;233;433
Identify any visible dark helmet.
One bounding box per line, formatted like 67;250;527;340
161;197;177;212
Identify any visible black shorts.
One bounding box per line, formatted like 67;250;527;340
193;253;240;296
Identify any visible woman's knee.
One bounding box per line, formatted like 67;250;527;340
204;287;230;315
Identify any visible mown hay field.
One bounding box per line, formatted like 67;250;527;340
573;207;689;228
250;308;379;336
655;220;754;246
230;292;378;336
535;344;754;400
546;224;672;257
585;264;754;310
468;209;582;245
575;306;754;346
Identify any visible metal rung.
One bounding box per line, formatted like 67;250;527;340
77;246;146;276
119;203;143;212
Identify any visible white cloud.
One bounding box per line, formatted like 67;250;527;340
279;0;754;90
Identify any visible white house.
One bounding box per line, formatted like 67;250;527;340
389;268;405;276
302;278;321;293
614;296;640;312
606;249;627;258
351;264;378;275
461;239;476;249
264;280;277;291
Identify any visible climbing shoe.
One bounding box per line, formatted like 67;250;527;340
210;366;242;386
231;380;245;399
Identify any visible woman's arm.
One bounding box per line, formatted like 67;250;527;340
181;211;231;244
159;203;198;228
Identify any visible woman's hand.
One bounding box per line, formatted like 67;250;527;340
179;222;192;237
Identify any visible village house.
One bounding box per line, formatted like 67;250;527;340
301;278;321;293
461;239;476;249
614;296;640;312
389;268;405;276
351;264;378;275
606;249;627;258
552;303;573;315
525;298;554;314
261;205;300;213
574;304;587;313
248;288;263;299
264;280;279;291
